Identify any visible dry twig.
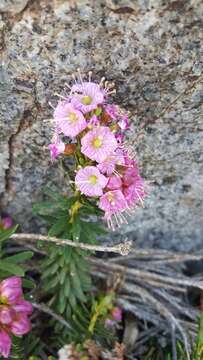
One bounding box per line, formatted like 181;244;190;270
10;233;132;255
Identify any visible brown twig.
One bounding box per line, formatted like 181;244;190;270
10;233;132;256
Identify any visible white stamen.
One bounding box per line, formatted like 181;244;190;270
134;189;145;207
99;77;105;87
77;68;85;92
114;213;120;227
54;93;68;100
113;169;122;178
88;71;92;82
48;101;55;109
119;212;128;224
64;82;72;90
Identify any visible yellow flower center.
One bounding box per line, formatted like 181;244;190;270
82;95;92;105
93;137;102;148
0;296;8;305
68;112;77;122
89;175;98;185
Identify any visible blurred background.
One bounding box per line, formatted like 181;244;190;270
0;0;202;251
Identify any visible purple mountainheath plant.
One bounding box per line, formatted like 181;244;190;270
33;69;147;347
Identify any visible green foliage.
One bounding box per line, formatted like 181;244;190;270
2;332;47;360
33;188;117;351
7;336;25;360
42;246;91;316
197;311;203;357
88;292;115;334
24;332;46;359
51;301;116;348
33;188;106;318
0;225;33;279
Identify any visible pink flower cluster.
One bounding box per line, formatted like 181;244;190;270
49;70;146;229
0;277;32;358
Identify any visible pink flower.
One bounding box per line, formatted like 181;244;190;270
99;190;128;217
11;315;31;336
71;82;104;114
106;175;122;190
123;167;139;187
97;150;125;176
54;101;87;137
111;307;122;322
0;330;11;359
81;127;118;163
121;158;145;207
75;166;108;197
97;155;117;176
48;134;65;161
0;277;33;359
0;277;22;304
1;217;13;230
123;177;145;207
104;104;129;130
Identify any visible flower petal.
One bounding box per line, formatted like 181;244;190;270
0;330;11;359
0;277;22;304
11;315;31;336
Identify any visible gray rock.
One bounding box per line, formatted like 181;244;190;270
0;0;203;251
0;0;29;14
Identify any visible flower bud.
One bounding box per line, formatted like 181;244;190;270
111;307;122;322
100;111;112;124
1;217;13;230
64;143;77;156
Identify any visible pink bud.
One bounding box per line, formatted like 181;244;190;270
0;277;22;304
11;315;31;336
111;307;122;322
0;330;11;359
1;217;13;230
115;133;124;143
